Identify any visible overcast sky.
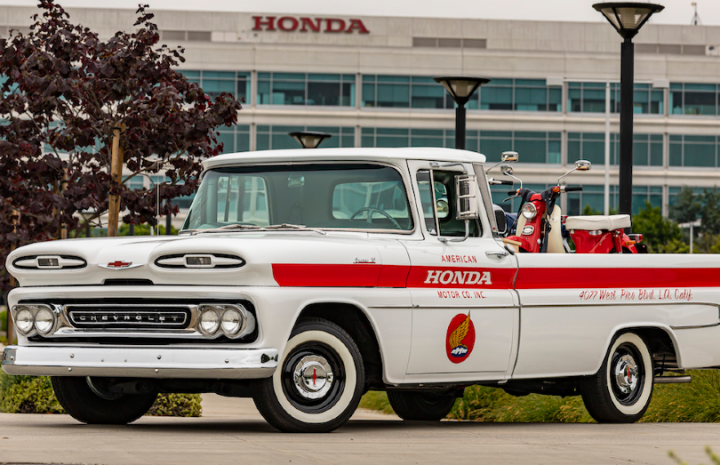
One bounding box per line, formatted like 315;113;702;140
0;0;716;26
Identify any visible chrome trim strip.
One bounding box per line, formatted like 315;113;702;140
521;301;720;308
367;304;517;309
670;322;720;330
2;345;277;379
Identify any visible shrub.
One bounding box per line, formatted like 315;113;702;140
0;372;202;417
0;309;6;332
360;370;720;423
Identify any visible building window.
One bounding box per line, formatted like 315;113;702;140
361;75;461;110
179;70;250;102
480;79;561;112
216;125;251;154
361;128;411;147
470;131;561;165
670;83;718;115
568;82;662;114
568;133;662;167
257;73;356;106
669;134;720;167
256;125;355;151
565;185;661;216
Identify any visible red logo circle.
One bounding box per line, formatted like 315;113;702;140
445;313;476;364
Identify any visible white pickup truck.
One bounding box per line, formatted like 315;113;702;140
3;148;719;432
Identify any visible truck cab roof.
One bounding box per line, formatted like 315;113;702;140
203;147;487;170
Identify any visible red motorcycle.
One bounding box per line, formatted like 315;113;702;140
501;161;644;254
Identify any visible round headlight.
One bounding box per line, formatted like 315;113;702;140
34;307;56;336
15;308;34;335
521;203;537;219
198;309;220;336
221;307;245;337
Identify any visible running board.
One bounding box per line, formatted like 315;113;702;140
655;375;691;384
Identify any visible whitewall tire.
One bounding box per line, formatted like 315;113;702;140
252;317;365;433
580;332;654;423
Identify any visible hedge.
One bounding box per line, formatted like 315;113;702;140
0;372;202;417
360;370;720;423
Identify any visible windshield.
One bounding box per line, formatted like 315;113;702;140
182;163;414;232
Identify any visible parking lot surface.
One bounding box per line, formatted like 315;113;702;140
0;394;718;465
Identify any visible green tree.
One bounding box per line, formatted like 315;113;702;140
699;188;720;235
669;186;701;225
632;201;688;253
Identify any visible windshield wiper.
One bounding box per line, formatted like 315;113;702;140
262;223;327;235
191;223;326;235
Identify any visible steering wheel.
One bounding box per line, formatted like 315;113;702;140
349;207;402;230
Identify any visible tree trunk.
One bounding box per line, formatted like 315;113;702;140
107;124;125;236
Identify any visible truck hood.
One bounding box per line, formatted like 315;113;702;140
6;232;411;288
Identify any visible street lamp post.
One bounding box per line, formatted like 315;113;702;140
289;131;332;149
433;77;490;150
593;2;664;230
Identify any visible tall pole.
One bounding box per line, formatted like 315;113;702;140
619;37;634;232
455;103;466;150
604;81;611;215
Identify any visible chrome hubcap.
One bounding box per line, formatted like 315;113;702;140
293;355;334;400
614;354;639;394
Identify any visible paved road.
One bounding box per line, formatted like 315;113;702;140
1;395;718;465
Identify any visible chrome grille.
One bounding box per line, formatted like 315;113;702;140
67;305;190;329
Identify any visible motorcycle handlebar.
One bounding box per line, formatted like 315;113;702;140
564;186;583;192
497;180;514;186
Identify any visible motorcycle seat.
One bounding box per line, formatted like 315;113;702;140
565;214;631;231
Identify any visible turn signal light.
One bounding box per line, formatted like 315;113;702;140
625;240;636;246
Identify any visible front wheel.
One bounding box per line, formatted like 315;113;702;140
51;376;157;425
387;390;458;421
579;332;654;423
252;318;365;433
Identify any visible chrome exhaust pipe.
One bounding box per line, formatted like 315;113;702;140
655;375;691;384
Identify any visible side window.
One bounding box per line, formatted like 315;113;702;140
433;170;482;238
416;170;437;235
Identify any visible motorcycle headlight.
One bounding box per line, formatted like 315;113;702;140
521;203;537;219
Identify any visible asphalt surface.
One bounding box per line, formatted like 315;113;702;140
0;395;718;465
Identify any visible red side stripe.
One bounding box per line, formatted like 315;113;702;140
272;264;411;288
514;267;720;289
272;264;720;289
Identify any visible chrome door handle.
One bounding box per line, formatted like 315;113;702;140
486;251;508;259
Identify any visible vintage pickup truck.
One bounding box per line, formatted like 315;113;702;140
3;147;719;432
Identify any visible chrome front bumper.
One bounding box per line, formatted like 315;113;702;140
1;345;278;379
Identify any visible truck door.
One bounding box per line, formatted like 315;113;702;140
402;160;519;382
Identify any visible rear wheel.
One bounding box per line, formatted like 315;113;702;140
52;376;157;425
387;390;457;421
580;332;654;423
252;318;365;433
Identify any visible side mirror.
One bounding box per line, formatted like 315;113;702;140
501;164;514;176
493;204;507;235
501;151;518;163
575;160;591;171
455;175;479;220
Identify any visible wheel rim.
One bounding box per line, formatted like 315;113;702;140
610;343;645;406
281;342;346;414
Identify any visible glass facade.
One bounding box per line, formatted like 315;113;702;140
669;135;720;167
180;70;250;102
257;73;356;106
257;125;355;151
469;131;561;165
567;133;662;167
480;79;561;112
362;75;456;109
670;83;719;115
217;125;251;154
568;82;663;114
565;185;662;216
